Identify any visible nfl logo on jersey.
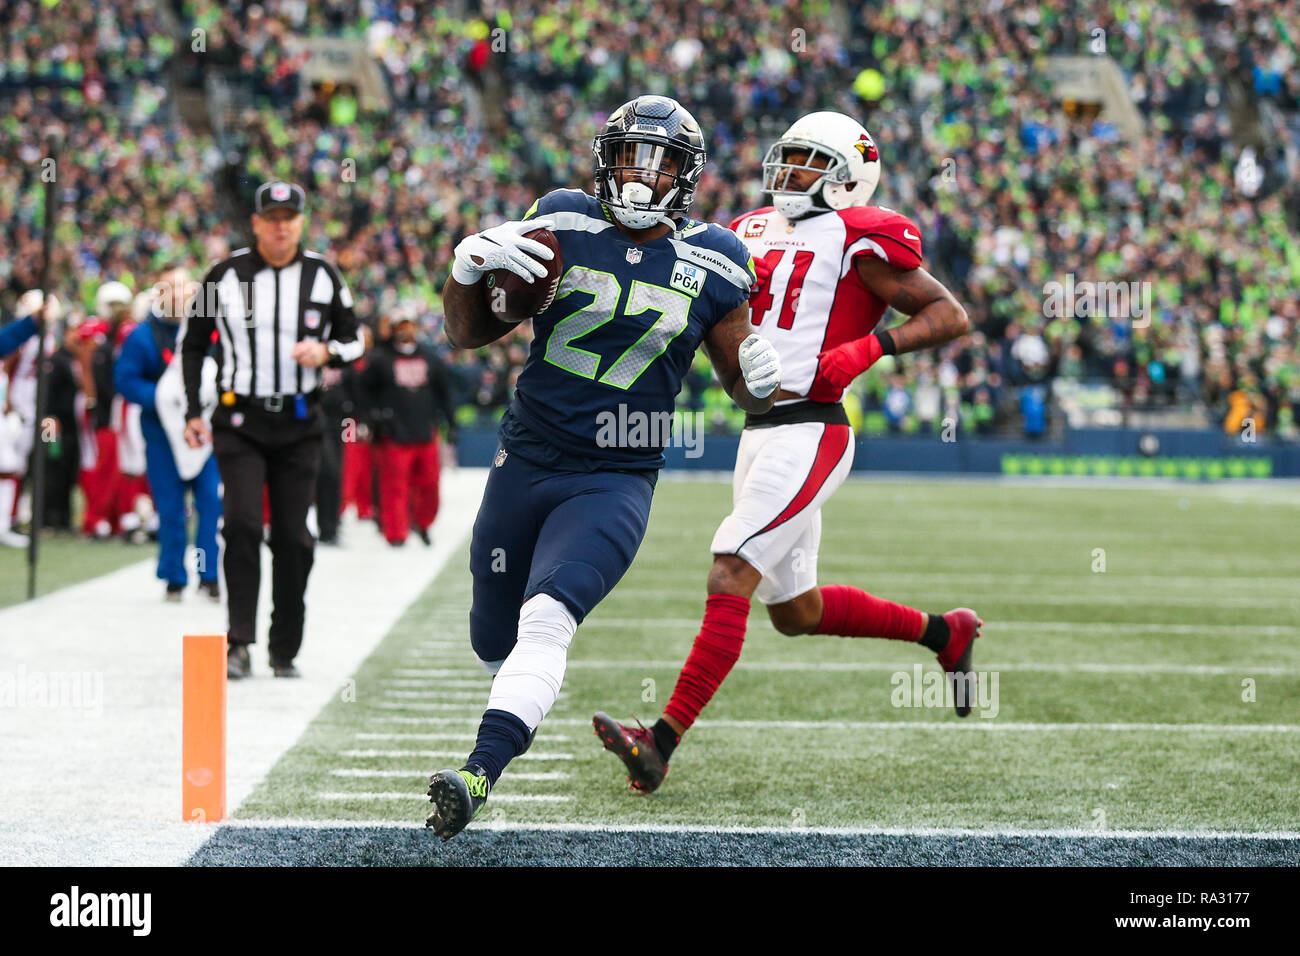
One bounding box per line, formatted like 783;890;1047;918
625;248;642;265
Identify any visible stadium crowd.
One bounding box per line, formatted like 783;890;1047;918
1;0;1298;462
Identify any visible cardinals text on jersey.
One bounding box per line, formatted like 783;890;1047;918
729;204;923;400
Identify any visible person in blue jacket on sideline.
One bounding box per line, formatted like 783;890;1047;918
114;265;222;602
0;311;37;359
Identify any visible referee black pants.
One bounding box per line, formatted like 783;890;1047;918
213;404;323;664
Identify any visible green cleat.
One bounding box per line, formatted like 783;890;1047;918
425;766;490;841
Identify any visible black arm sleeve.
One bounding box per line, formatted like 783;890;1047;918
182;264;220;421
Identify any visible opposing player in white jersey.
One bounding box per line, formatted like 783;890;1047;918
595;112;984;791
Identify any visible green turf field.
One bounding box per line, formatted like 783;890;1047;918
0;532;150;609
221;477;1300;864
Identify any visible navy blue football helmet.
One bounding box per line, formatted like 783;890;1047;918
592;96;707;229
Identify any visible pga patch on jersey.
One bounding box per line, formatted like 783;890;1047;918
669;260;705;298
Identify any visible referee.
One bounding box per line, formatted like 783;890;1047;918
182;181;364;679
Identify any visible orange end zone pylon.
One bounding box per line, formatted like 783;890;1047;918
183;633;227;822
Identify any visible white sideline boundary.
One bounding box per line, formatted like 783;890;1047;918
0;467;487;866
211;819;1300;840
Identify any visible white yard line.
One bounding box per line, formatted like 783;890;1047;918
618;571;1299;587
386;672;484;680
609;588;1297;608
318;792;571;803
0;467;487;866
381;679;489;687
330;769;569;781
340;749;573;760
353;732;573;742
578;619;1300;636
373;702;488;711
658;720;1300;733
555;660;1297;676
367;716;1299;733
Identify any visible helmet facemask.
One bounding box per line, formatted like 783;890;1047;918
762;140;852;220
594;136;702;230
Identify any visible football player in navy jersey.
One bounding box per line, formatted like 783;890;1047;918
425;95;782;840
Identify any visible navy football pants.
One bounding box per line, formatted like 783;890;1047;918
468;450;655;665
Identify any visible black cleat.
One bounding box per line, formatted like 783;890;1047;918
227;644;251;680
593;712;668;793
937;608;983;717
271;661;301;678
198;579;221;602
425;765;490;841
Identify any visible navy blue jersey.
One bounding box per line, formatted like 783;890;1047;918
499;188;754;470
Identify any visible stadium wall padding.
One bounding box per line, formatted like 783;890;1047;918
453;427;1300;478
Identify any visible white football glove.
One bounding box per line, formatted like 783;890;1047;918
738;333;781;399
451;218;556;285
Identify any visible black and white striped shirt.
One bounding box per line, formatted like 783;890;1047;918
180;245;364;419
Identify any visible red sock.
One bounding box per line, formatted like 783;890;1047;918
815;585;923;641
662;593;750;731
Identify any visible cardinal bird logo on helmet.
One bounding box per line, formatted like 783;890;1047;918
854;134;879;163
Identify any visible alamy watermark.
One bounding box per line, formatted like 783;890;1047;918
595;405;704;459
0;666;103;717
1043;274;1152;329
49;886;150;936
890;664;999;718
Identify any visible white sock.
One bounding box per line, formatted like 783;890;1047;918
485;593;577;731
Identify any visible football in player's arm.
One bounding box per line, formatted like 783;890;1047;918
441;229;776;415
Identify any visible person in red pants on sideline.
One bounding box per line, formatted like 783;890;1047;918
340;421;375;520
81;281;134;538
360;309;457;547
338;328;376;523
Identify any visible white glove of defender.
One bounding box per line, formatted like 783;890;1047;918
738;333;781;399
451;218;556;285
